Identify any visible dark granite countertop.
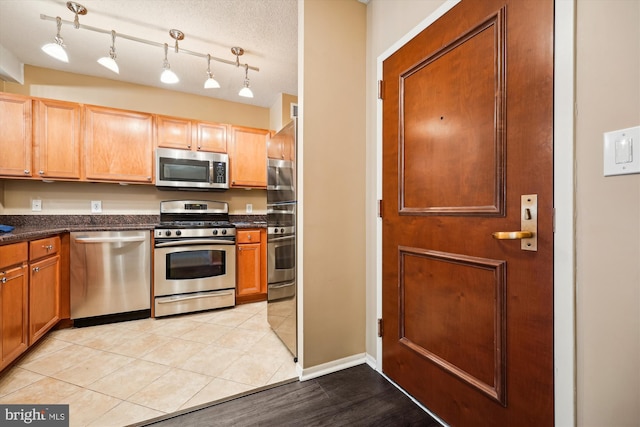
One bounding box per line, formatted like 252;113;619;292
0;214;267;244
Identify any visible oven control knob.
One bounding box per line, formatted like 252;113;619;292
165;230;172;236
274;228;279;234
280;228;285;233
175;230;182;236
212;230;218;235
222;229;227;235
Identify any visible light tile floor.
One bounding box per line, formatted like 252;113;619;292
0;301;298;427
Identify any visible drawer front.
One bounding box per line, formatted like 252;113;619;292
0;242;28;270
237;229;261;244
29;236;61;260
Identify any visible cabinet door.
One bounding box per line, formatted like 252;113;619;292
1;264;28;370
0;93;32;178
230;126;268;188
156;115;193;150
237;242;262;296
197;121;227;153
34;99;82;180
84;105;154;183
29;255;60;345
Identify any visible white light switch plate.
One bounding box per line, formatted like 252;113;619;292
604;126;640;176
32;199;42;212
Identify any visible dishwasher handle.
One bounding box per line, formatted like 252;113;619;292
72;235;147;244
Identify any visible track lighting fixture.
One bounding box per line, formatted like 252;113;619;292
97;30;119;74
160;43;179;84
39;2;260;98
204;54;220;89
41;16;68;63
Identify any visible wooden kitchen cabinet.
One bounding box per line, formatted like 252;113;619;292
0;242;29;371
229;126;269;188
84;105;154;183
156;115;227;153
29;236;61;345
236;229;267;303
0;93;32;178
34;99;82;180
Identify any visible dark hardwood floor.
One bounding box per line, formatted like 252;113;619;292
138;364;441;427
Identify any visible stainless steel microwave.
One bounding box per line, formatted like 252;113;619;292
155;147;229;190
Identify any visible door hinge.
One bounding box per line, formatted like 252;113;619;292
378;80;384;100
377;318;383;337
377;199;383;218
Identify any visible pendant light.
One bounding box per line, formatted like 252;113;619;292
160;43;179;84
204;54;220;89
41;16;69;62
239;64;254;98
97;30;119;74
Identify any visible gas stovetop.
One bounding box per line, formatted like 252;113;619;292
155;200;236;239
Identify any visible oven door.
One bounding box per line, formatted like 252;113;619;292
154;240;236;296
267;234;295;284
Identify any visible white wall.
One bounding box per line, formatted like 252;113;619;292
575;0;640;425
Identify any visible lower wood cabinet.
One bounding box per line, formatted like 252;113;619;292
28;236;61;345
236;229;267;304
0;242;29;371
0;235;63;372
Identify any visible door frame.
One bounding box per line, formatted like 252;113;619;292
372;0;576;425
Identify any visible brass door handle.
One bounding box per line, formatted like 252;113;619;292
492;231;534;240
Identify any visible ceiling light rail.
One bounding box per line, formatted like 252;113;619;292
39;1;259;95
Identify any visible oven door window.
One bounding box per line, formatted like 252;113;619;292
275;242;295;270
160;158;210;183
166;249;225;280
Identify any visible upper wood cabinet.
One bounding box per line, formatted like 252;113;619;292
196;121;228;153
34;99;82;180
0;93;32;178
84;105;154;183
156;115;227;153
229;126;269;188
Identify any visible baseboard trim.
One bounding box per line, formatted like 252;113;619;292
299;353;367;381
365;352;377;370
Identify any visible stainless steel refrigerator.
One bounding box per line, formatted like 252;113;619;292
267;119;297;360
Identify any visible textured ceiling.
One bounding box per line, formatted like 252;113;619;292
0;0;298;108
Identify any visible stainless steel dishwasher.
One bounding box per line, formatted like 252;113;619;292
70;230;151;326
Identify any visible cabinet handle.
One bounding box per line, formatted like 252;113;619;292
24;169;30;175
1;277;6;284
39;170;45;175
147;176;152;181
247;235;252;240
43;244;54;251
187;144;191;149
33;267;40;273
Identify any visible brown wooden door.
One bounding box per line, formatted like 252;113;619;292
381;1;554;425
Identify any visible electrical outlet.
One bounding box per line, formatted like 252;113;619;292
32;199;42;212
91;200;102;213
246;203;253;213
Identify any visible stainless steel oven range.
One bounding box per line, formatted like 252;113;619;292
154;200;236;317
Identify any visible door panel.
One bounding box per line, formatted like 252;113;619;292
401;10;505;215
382;0;554;425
